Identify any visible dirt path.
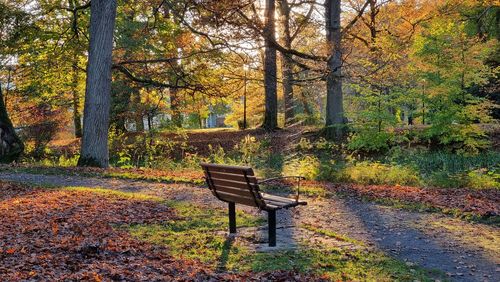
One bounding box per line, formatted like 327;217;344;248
1;172;499;282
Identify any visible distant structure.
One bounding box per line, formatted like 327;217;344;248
206;112;226;128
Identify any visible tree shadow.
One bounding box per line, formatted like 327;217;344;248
328;196;498;280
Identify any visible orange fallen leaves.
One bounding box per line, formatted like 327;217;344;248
0;181;320;281
323;182;500;217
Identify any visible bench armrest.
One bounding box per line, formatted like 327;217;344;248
258;176;305;202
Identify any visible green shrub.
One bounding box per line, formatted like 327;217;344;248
466;169;500;189
339;162;421;186
390;150;500;175
427;172;465;188
283;155;320;180
347;131;393;152
234;135;261;164
207;144;228;164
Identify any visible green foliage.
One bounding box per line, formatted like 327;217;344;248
411;17;497;154
389;150;500;175
283;155;320;180
465;169;500;189
206;144;229;164
347;130;393;152
108;129;189;169
336;161;421;186
234;135;261;164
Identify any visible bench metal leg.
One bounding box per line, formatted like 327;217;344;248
268;210;276;247
229;202;236;233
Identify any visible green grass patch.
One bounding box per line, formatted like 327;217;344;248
103;171;204;185
62;186;164;201
127;203;444;281
249;248;444;282
301;224;361;245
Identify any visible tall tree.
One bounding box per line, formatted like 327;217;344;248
278;0;294;126
262;0;278;130
78;0;117;167
324;0;344;138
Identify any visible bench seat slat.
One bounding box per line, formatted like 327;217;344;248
215;191;260;207
261;193;296;204
201;162;254;175
261;193;307;209
208;172;257;183
211;184;255;198
210;178;257;190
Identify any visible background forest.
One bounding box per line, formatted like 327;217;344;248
0;0;499;189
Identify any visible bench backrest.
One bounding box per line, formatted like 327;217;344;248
201;163;265;208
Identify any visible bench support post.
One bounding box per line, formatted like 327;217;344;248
229;202;236;233
268;210;276;247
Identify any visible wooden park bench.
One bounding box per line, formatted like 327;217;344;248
200;163;307;247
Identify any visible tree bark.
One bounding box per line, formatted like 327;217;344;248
78;0;117;168
170;88;183;127
0;83;24;163
324;0;345;139
132;89;144;132
72;58;83;138
278;0;294;127
262;0;278;131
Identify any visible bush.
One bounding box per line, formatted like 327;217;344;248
283;155;320;180
465;169;500;189
108;130;189;169
347;131;394;152
389;150;500;175
339;161;421;186
234;135;261;164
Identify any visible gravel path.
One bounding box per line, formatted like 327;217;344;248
1;172;499;282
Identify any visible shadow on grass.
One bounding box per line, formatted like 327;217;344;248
216;236;235;272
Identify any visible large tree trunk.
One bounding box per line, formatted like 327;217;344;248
0;84;24;163
262;0;278;131
324;0;345;139
278;0;294;127
78;0;117;168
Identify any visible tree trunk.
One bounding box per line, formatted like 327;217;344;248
78;0;117;168
324;0;345;139
262;0;278;131
72;58;83;138
170;88;183;127
0;84;24;163
132;90;144;132
278;0;294;126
